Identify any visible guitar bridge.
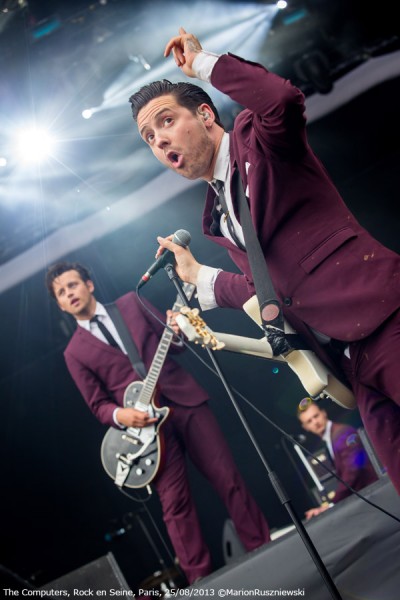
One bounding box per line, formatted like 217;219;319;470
116;452;134;464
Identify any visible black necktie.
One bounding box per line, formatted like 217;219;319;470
90;315;121;349
213;180;245;250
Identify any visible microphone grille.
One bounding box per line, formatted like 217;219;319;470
173;229;191;248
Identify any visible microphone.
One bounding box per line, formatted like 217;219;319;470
137;229;191;288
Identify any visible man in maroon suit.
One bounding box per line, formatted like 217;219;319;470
128;28;400;494
45;261;270;584
297;401;378;519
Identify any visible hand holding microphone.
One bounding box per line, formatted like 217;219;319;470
138;229;202;288
157;231;203;286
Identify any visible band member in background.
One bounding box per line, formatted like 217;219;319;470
45;261;270;585
297;400;378;519
128;28;400;494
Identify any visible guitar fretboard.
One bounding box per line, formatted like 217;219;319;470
140;329;174;405
139;284;195;406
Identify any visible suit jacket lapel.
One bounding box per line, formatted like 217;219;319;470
74;325;123;354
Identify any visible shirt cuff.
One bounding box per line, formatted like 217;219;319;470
113;407;125;429
196;265;222;310
192;51;220;82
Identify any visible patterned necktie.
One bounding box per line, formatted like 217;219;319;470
213;180;245;250
90;315;120;349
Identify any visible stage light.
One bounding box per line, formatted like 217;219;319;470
129;54;151;71
14;127;56;164
0;157;7;167
276;1;287;9
82;109;94;119
138;54;151;71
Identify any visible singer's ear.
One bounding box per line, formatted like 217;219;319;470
197;103;214;125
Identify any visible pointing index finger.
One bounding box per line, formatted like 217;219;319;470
164;26;188;58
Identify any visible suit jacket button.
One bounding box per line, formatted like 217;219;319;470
283;297;292;306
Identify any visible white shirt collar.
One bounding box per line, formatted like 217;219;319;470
211;132;230;185
77;301;106;331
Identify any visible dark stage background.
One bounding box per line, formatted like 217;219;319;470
0;0;399;593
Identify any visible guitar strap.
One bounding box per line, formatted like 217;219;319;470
105;302;147;380
234;169;305;356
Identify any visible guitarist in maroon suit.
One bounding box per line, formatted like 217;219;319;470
297;401;378;519
45;261;270;585
129;28;400;496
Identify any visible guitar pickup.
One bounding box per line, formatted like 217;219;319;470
122;433;140;446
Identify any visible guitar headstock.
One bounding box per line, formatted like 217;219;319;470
176;306;225;351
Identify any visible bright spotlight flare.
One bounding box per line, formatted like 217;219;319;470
14;127;55;164
137;229;191;288
82;109;94;120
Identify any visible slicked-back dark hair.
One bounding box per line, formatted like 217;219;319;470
45;261;92;299
129;79;224;128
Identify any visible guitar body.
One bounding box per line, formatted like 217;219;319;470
101;381;170;488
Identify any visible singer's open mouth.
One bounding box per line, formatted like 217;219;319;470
167;151;183;168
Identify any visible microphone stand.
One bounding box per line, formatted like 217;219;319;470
164;263;343;600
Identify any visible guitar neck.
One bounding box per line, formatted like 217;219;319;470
140;328;174;405
139;283;195;406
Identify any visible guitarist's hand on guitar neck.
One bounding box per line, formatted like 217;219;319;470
166;309;181;336
115;407;158;429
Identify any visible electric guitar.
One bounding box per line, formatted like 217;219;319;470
101;283;195;489
176;295;356;410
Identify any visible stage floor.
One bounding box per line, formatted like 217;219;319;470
192;475;400;600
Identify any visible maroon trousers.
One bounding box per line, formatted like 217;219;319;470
342;309;400;494
153;401;270;584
